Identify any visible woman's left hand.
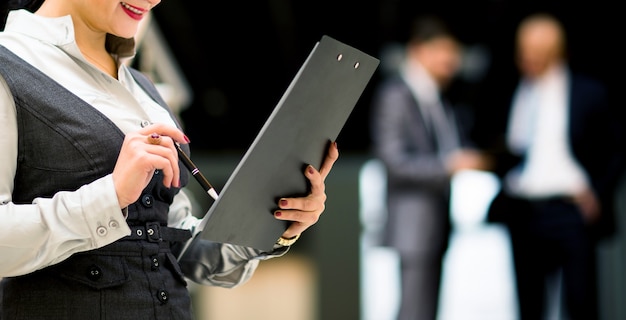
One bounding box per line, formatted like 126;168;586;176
274;142;339;239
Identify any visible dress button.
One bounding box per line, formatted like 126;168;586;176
87;265;102;281
151;255;160;270
108;220;119;229
141;194;154;208
157;289;169;304
140;120;151;128
96;226;108;236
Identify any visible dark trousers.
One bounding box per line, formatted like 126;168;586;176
397;254;444;320
506;198;598;320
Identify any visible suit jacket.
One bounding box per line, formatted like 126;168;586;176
486;71;623;240
370;74;471;256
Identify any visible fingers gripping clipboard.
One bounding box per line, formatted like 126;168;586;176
194;35;379;252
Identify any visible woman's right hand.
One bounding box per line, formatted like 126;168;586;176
112;124;189;208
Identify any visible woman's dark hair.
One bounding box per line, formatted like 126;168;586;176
1;0;45;30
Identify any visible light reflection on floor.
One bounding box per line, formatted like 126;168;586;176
359;163;518;320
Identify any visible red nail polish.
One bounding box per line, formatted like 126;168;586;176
280;199;288;207
308;166;315;174
275;211;282;217
184;135;190;143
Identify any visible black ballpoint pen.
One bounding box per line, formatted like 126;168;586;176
175;143;219;200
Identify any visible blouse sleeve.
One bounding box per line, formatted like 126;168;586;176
167;189;289;288
0;76;131;277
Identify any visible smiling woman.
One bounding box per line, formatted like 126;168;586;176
0;0;339;319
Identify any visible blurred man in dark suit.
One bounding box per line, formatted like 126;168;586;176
483;13;623;320
370;15;489;320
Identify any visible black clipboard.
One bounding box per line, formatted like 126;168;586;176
195;35;379;251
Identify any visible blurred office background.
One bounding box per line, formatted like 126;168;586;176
133;0;623;319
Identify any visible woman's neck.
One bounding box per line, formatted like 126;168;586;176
81;49;118;79
36;1;119;79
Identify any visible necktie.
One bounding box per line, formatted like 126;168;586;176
427;99;459;158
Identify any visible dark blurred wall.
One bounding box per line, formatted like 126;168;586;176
151;0;619;154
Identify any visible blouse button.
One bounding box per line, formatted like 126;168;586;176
108;220;119;229
141;120;151;128
96;226;108;237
